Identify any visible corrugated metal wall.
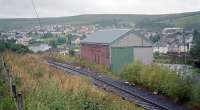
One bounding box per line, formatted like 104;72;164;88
111;47;133;72
134;48;153;64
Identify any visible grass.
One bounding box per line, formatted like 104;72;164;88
3;52;143;110
120;62;200;109
0;55;15;110
121;62;190;101
45;53;117;79
47;53;200;109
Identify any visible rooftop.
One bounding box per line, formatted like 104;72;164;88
81;29;130;44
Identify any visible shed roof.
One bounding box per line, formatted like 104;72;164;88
81;29;130;44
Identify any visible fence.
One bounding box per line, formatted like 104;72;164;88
2;57;24;110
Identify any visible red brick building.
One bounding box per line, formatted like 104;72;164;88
81;43;109;66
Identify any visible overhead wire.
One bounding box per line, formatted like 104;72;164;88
31;0;42;28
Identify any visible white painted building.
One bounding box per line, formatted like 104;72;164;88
16;36;31;46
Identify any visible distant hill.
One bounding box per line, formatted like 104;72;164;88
1;11;200;31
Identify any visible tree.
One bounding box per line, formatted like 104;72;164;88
49;40;57;48
69;49;75;56
0;41;6;52
82;34;86;39
193;30;200;41
7;39;16;43
66;34;72;46
150;34;160;44
0;40;29;53
190;30;200;60
28;32;33;36
44;32;53;38
57;36;66;45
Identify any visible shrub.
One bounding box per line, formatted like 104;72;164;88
0;40;30;54
121;62;143;84
121;62;191;102
164;77;190;102
0;42;6;52
191;83;200;107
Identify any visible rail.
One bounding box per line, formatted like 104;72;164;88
47;60;190;110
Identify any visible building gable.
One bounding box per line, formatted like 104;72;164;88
111;33;152;47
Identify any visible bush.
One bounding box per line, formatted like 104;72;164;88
191;83;200;107
121;62;191;102
0;42;6;52
0;40;30;53
120;62;143;84
164;77;190;102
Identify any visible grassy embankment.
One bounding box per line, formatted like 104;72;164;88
0;55;15;110
48;53;200;110
3;52;143;110
46;53;115;78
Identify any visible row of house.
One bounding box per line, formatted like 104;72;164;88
153;29;193;54
0;32;32;46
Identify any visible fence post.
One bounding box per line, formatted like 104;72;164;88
12;84;17;98
9;76;13;96
5;67;11;81
17;93;24;110
2;58;24;110
3;62;6;69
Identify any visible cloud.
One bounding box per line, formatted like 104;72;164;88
0;0;200;18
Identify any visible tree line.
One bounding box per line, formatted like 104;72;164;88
0;39;30;53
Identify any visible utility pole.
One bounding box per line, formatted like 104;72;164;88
183;33;186;65
67;34;74;56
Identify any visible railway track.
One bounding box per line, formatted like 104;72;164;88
47;60;190;110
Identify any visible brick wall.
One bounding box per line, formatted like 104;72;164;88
80;43;109;66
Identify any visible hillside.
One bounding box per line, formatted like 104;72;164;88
0;11;200;31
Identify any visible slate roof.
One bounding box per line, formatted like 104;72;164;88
81;29;130;44
158;32;193;47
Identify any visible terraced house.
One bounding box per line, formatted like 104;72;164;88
80;29;153;72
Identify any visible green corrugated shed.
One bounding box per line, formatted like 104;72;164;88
111;47;134;72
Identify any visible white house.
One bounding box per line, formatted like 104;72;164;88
154;31;193;54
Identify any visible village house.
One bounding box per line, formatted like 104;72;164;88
80;29;153;72
16;36;31;46
154;31;193;54
162;28;184;35
71;33;86;45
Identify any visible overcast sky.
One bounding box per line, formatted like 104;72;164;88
0;0;200;18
